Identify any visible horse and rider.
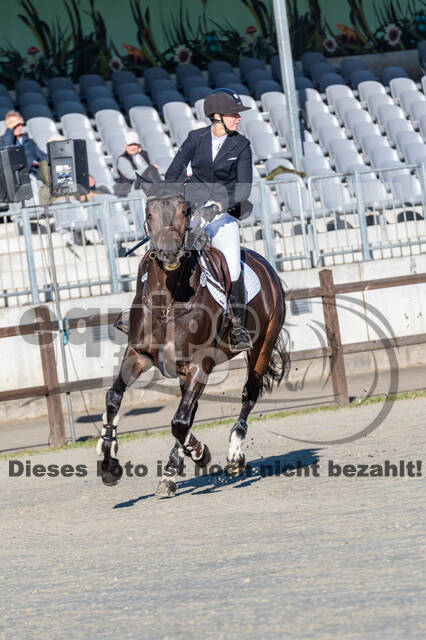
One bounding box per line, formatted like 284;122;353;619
98;90;289;497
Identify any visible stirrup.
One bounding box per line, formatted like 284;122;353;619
230;325;252;352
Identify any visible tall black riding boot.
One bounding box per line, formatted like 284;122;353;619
229;273;252;352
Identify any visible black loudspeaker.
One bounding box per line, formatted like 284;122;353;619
0;146;32;202
47;139;89;196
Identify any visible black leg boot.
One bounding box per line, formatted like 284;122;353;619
229;273;252;352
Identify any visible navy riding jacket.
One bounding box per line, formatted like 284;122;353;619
0;129;46;177
165;125;252;218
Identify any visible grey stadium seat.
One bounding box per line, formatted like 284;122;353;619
137;121;164;145
310;112;339;139
275;174;312;218
328;138;357;161
389;77;416;99
305;100;329;129
400;90;425;119
369;145;399;169
343;108;372;134
377;104;404;131
318;125;346;154
358;80;386;104
334;150;364;174
334;97;361;123
404;142;426;164
410;100;426;124
367;93;393;120
325;84;354;109
26;117;59;152
269;103;287;132
361;134;389;161
395;130;422;160
302;154;331;176
385;118;413;146
250;132;281;160
261;91;286;113
163;101;193;126
129;105;161;128
352;121;381;149
245;120;274;141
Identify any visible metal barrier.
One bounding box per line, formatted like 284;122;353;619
0;163;426;307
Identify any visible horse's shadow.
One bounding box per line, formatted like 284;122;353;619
113;448;321;509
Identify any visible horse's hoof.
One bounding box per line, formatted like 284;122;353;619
193;444;211;468
156;478;177;498
225;454;246;478
101;460;123;486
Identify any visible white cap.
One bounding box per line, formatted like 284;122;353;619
124;130;140;146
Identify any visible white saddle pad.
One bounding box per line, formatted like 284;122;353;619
199;255;261;311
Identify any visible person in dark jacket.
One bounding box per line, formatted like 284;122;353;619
114;130;161;197
165;89;253;352
0;110;46;179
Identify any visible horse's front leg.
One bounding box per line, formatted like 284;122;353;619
98;347;152;486
157;363;212;497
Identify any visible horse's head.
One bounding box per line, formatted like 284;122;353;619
145;188;189;271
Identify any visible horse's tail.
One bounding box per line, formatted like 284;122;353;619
258;328;291;397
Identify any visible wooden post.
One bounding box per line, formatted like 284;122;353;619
35;306;66;447
319;269;349;406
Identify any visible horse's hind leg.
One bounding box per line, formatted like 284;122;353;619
99;347;152;486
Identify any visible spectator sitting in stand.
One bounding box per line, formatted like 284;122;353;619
114;130;161;197
0;110;47;203
82;175;112;202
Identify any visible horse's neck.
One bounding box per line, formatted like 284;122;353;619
147;256;199;302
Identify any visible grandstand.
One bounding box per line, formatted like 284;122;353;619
1;47;426;307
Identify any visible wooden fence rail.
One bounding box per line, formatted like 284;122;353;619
1;269;425;446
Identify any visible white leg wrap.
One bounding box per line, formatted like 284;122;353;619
228;430;244;462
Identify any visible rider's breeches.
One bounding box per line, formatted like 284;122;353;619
204;212;241;281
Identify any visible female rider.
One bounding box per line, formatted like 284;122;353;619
165;90;253;352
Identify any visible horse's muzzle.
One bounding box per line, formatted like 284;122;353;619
158;248;185;271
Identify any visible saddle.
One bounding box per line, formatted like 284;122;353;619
198;246;231;296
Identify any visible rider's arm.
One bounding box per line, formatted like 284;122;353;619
234;141;253;205
164;132;195;183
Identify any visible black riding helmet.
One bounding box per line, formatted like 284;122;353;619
204;88;250;134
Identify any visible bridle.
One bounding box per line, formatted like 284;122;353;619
145;194;191;271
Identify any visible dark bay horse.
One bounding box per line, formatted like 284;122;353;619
98;191;289;496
